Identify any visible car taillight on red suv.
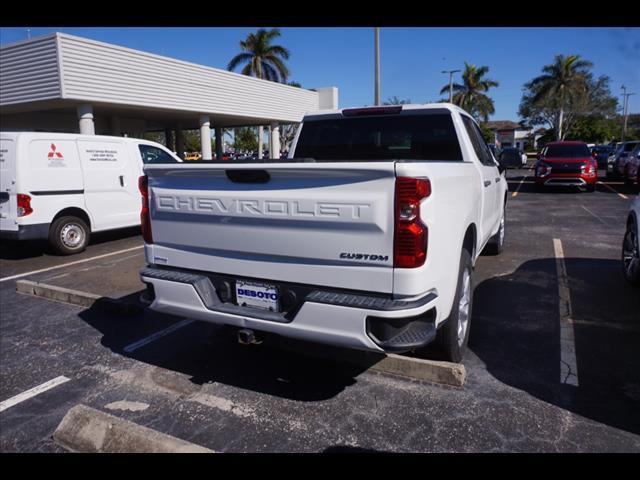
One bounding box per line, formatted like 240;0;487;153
394;177;430;268
17;194;33;217
138;175;153;244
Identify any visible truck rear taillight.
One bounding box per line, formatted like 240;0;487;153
17;194;33;217
394;177;430;268
138;175;153;244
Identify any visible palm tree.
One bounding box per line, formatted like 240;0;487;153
440;62;499;122
527;54;593;140
384;96;411;105
227;28;290;82
228;29;290;156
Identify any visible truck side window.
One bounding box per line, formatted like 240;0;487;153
461;116;495;167
138;145;178;164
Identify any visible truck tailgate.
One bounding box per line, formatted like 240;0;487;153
144;162;396;293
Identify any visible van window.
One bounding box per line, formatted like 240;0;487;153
138;145;178;164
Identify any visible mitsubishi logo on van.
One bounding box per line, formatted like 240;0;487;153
47;144;64;159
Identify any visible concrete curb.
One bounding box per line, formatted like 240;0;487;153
16;280;141;314
272;338;466;387
53;404;214;453
369;353;466;386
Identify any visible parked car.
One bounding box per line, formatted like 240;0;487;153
0;132;180;254
590;145;614;170
488;144;501;160
184;152;202;161
499;147;525;169
623;143;640;187
138;104;508;363
622;195;640;286
608;141;640;179
534;141;598;192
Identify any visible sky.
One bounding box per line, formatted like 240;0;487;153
1;27;639;120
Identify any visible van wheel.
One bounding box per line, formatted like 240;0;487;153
485;208;506;255
49;216;90;255
437;249;474;363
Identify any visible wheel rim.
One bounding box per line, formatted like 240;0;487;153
60;223;84;249
457;269;471;346
622;226;639;280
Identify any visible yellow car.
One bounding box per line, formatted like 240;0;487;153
184;152;202;161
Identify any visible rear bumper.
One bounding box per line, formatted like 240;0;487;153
0;223;49;241
140;264;439;353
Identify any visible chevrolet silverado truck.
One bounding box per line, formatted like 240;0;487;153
138;104;508;362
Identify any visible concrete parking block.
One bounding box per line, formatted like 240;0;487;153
53;404;214;453
16;279;140;314
271;337;466;387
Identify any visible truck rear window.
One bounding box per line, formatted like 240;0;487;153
294;113;463;161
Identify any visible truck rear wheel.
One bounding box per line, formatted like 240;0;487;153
49;216;90;255
437;249;474;363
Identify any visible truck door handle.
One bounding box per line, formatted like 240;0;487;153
119;175;124;187
495;177;501;183
484;180;491;187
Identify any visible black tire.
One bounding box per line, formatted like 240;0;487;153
586;183;596;192
49;216;90;255
534;183;544;192
622;219;640;287
485;208;506;255
436;249;474;363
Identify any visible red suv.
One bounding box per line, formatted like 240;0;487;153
534;141;598;192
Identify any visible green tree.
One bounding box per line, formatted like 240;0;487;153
439;62;499;122
227;28;290;82
233;127;258;152
479;123;495;144
383;96;411;105
566;115;619;143
520;54;595;140
520;59;618;142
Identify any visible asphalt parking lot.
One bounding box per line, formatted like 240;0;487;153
1;165;639;453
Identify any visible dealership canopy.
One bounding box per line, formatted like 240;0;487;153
0;32;338;158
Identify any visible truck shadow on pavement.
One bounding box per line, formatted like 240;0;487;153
470;257;640;436
78;296;376;402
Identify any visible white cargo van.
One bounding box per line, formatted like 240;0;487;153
0;132;180;254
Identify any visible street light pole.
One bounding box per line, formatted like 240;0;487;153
374;27;381;106
622;88;635;143
442;69;461;103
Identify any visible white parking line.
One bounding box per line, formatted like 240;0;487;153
123;319;195;353
580;205;612;227
0;376;70;413
0;245;144;283
553;238;579;387
597;181;629;200
511;164;535;198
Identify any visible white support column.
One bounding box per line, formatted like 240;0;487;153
270;122;281;159
257;126;264;159
199;114;212;160
77;104;95;135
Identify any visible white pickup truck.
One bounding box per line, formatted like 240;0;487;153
139;104;508;362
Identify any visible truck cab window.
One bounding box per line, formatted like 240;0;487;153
138;145;178;164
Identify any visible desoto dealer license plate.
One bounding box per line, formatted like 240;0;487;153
235;281;279;312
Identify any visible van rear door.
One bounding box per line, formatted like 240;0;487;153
0;136;17;231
